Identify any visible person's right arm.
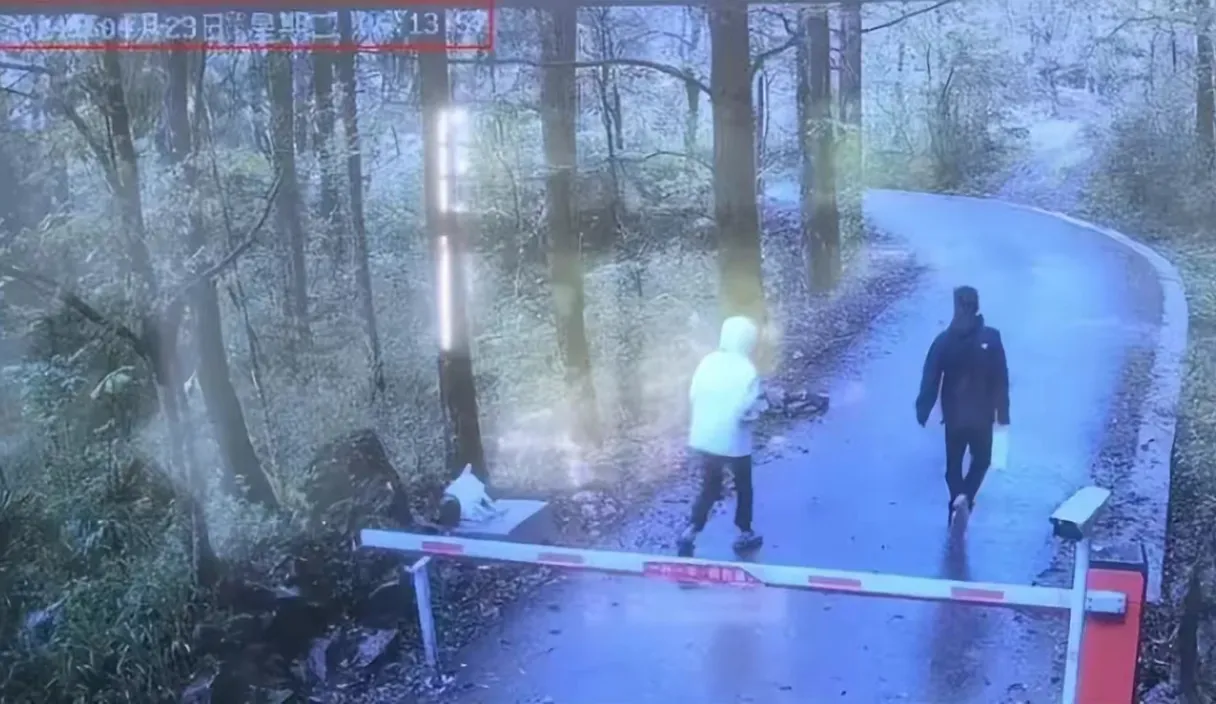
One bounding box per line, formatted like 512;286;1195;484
915;334;945;426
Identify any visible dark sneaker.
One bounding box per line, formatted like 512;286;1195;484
733;530;763;552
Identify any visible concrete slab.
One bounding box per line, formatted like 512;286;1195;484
449;499;555;545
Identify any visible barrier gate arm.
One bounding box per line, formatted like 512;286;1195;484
361;486;1142;704
361;529;1126;615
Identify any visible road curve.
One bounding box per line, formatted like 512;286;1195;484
430;189;1160;704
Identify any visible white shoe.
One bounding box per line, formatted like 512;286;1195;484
951;495;970;530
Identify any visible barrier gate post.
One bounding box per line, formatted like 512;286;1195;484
1050;486;1146;704
363;486;1142;700
1061;536;1091;704
1078;550;1148;704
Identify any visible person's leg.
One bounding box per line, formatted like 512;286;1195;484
963;425;994;507
730;455;753;531
679;451;724;555
944;426;968;523
728;455;763;550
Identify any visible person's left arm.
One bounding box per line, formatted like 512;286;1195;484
740;375;764;423
990;329;1011;425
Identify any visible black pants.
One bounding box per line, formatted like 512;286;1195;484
689;450;753;532
944;424;994;508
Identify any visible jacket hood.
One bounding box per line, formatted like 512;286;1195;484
718;316;759;357
949;312;984;336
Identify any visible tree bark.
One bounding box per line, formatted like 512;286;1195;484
1197;0;1215;161
99;45;156;300
337;10;386;397
804;8;842;292
542;3;599;445
168;42;277;515
682;8;704;169
838;0;864;240
165;46;220;587
267;22;311;344
419;14;488;482
708;0;766;324
313;25;343;267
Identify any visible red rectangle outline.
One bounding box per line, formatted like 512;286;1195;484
0;0;496;52
0;0;485;8
0;40;492;51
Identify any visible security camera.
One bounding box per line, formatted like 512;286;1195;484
1049;486;1112;541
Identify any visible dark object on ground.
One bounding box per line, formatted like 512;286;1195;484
438;495;461;528
759;385;830;417
303;429;414;534
183;430;423;703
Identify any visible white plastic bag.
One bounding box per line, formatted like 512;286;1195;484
443;465;501;523
990;425;1010;471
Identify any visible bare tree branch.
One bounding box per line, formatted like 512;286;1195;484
454;56;711;95
862;0;960;34
752;34;800;76
0;262;149;358
0;87;35;100
0;60;54;75
167;171;284;308
599;149;714;172
50;95;119;193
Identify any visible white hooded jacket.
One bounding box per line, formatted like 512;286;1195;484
687;316;762;458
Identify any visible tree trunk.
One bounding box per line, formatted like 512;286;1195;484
795;12;815;285
267;23;311;345
804;8;842;292
337;10;386;397
99;45;156;300
1197;0;1215;162
682;8;704;175
294;54;312;154
419;15;488;483
838;0;864;241
708;0;765;324
542;3;599;446
313;28;343;268
168;43;277;515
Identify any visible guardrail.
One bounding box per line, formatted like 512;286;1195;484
360;485;1146;704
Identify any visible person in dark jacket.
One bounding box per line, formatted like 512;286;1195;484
916;286;1010;527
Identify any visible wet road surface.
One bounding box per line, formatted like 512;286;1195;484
434;190;1155;704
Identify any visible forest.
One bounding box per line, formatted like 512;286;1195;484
0;0;1215;701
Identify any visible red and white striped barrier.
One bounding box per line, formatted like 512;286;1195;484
360;486;1146;704
360;530;1126;615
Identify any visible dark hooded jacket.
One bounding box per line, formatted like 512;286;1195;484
915;313;1010;429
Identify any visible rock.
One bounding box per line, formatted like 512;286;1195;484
354;578;415;629
193;613;267;659
763;385;786;412
571;490;599;503
351;628;400;669
1139;683;1178;704
264;596;330;661
306;635;337;684
302;429;413;535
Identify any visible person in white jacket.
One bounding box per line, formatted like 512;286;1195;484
676;315;765;557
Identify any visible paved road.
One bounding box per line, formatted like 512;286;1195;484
432;190;1156;704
